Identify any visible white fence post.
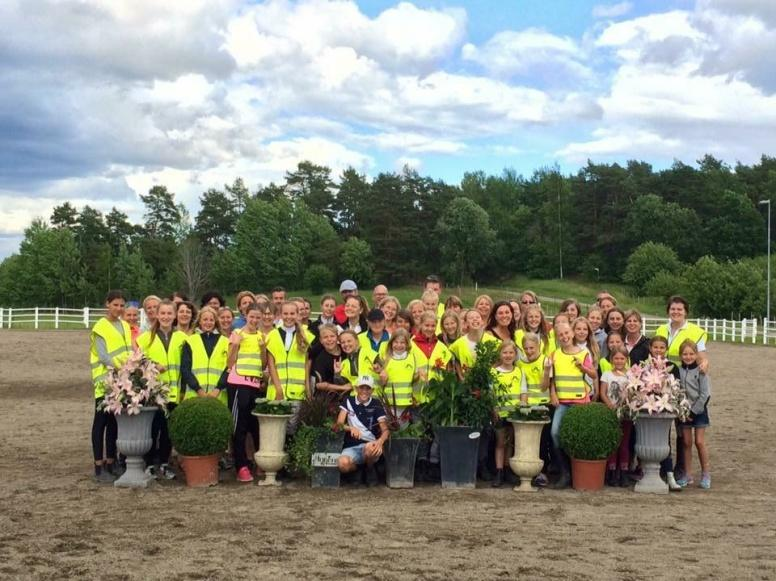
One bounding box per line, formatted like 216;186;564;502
8;308;12;329
54;307;59;329
765;318;770;346
740;319;745;343
34;306;39;330
0;307;3;329
83;307;90;328
752;319;757;344
722;319;727;341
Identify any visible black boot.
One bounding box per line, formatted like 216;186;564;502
491;469;504;488
549;452;570;489
478;461;494;482
606;469;617;487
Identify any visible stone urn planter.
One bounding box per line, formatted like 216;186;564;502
508;419;550;492
437;426;480;489
252;412;293;486
385;437;420;489
114;406;157;488
634;412;676;495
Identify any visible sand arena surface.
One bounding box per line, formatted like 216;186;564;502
0;330;774;580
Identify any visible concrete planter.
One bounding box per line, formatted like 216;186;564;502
508;419;550;492
252;413;293;486
114;406;157;489
437;426;480;489
385;437;420;489
634;412;676;494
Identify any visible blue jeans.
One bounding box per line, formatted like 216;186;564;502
551;404;571;451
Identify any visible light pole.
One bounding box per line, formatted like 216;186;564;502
594;267;600;282
760;199;771;321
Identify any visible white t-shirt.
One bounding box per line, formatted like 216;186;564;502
601;370;629;404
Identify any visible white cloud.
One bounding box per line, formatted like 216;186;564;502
396;156;422;171
592;2;633;19
462;29;592;83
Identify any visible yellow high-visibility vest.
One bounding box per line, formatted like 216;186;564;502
137;329;187;404
265;328;314;401
654;322;707;366
518;355;549;406
410;339;452;403
90;317;133;399
553;348;590;401
185;333;229;405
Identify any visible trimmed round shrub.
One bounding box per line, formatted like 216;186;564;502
559;403;621;460
169;398;233;457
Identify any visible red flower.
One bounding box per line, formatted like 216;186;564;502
472;389;481;399
434;358;445;370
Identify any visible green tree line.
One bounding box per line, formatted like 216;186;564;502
0;156;772;318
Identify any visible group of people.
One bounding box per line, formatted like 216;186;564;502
89;276;712;490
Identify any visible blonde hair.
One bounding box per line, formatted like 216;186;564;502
440;311;460;341
142;295;161;309
572;316;600;362
384;328;411;366
196;305;221;333
421;290;439;303
497;339;519;364
280;301;309;352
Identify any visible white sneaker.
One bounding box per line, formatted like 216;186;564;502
144;465;159;479
666;471;682;491
159;464;176;480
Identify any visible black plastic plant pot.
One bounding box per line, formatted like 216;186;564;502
311;430;344;489
385;437;420;489
436;426;480;489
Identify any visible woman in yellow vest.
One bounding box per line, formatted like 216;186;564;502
137;299;187;480
491;340;526;487
225;302;267;483
411;310;452;404
378;329;418;423
89;290;133;483
549;322;597;489
515;305;555;359
654;295;709;372
180;306;229;404
265;301;313;433
449;309;499;379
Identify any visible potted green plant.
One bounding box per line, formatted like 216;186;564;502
252;399;295;486
507;405;551;492
380;393;425;489
424;342;506;489
287;393;342;488
615;356;690;494
169;397;232;487
558;403;621;491
100;350;171;489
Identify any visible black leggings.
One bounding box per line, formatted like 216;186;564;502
145;404;176;466
91;399;117;463
228;385;261;470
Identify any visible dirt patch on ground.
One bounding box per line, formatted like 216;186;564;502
0;330;774;580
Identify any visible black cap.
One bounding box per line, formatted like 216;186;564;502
366;308;385;322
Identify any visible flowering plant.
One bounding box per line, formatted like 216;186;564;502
614;356;690;421
99;349;171;415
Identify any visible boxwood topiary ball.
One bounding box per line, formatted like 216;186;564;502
169;397;233;457
559;402;622;461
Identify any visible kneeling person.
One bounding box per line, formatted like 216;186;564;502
336;375;389;486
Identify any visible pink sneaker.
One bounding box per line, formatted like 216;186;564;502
236;466;253;483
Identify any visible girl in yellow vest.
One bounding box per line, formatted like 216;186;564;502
572;316;600;401
266;301;313;433
518;332;552;486
379;296;401;336
180;306;229;404
548;322;597;489
378;329;418;423
90;290;133;482
137;300;187;480
491;340;526;487
449;309;499;380
411;310;453;404
312;324;352;396
598;331;626;375
516;305;554;359
334;329;367;393
226;302;267;483
438;310;461;347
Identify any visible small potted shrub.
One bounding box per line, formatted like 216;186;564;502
558;403;621;491
169;398;232;487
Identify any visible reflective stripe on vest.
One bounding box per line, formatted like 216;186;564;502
265;328;312;401
655;323;708;365
519;356;549;405
137;330;187;404
553;349;589;400
90;317;132;399
234;329;264;377
411;340;452;403
380;355;416;407
186;334;228;401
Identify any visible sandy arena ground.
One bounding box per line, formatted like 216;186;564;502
0;330;774;580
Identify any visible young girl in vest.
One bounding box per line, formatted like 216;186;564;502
412;311;452;402
378;329;418;424
266;301;313;433
677;340;712;489
516;305;553;358
438;311;461;347
518;333;551;486
549;322;596;489
449;309;497;379
599;331;626;375
334;329;361;392
181;306;229;403
90;290;133;482
587;306;607;354
379;296;400;335
573;316;600;401
226;303;267;482
176;301;197;336
491;340;526;487
599;345;632;487
137;300;187;480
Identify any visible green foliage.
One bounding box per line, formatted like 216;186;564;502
684;256;765;318
297;393;339;428
339;237;374;287
643;270;688;301
304;264;333;295
624;242;683;294
559;403;621;460
113;245;155;301
423;341;505;429
508;405;551;423
168;398;233;457
253;398;295;415
141;186;183;240
287;424;327;476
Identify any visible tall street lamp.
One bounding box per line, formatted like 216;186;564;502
760;199;771;321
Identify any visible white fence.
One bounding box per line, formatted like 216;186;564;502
1;306;775;346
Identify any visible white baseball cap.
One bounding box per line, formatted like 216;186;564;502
356;375;374;389
339;279;358;292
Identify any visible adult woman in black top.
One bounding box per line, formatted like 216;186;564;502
623;309;650;365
